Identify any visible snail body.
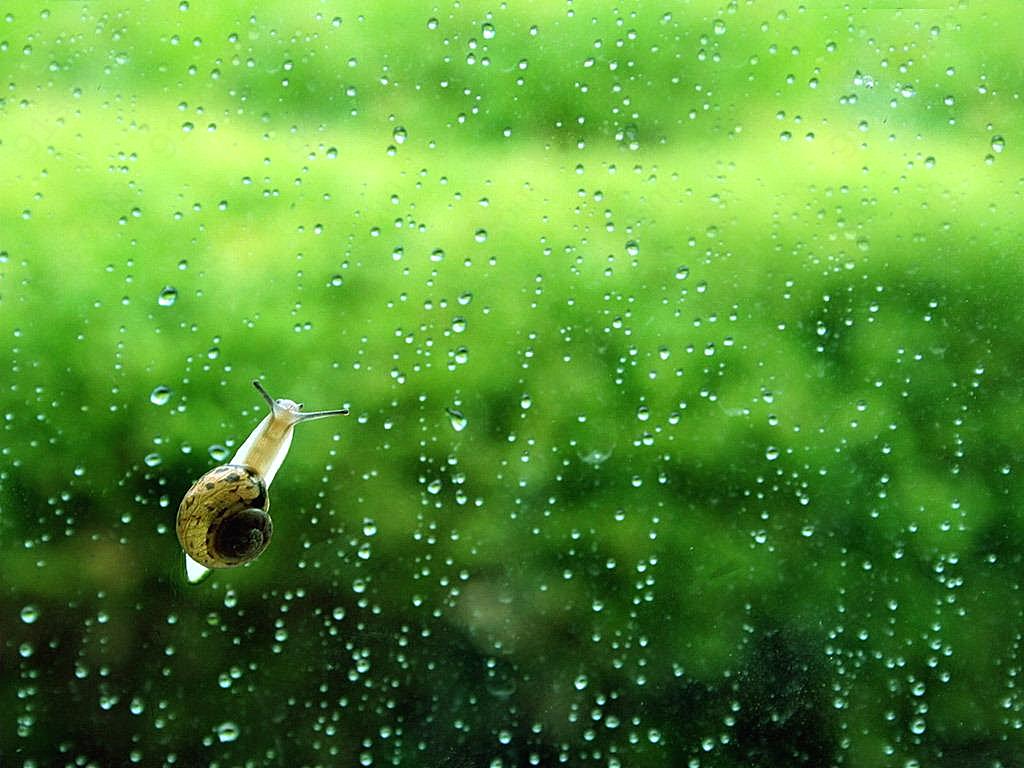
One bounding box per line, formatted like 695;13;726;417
176;380;348;570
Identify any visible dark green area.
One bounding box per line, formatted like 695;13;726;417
1;2;1022;766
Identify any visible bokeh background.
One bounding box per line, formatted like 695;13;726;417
2;2;1022;766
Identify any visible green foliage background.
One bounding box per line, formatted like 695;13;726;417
1;2;1022;766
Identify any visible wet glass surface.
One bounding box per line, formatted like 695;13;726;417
2;4;1022;766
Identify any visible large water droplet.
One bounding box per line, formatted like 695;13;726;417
150;386;172;406
209;444;230;462
20;605;39;624
157;286;178;306
215;722;240;743
446;408;468;432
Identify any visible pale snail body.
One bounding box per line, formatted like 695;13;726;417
176;380;348;570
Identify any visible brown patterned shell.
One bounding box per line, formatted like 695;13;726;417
176;464;272;568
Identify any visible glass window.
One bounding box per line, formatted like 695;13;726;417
3;3;1020;766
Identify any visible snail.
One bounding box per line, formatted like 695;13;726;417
176;379;348;571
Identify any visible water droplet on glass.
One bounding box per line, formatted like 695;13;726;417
209;444;230;462
20;605;39;624
451;317;467;333
215;722;240;743
765;446;780;461
392;126;407;144
150;386;172;406
446;408;468;432
158;286;178;306
144;452;163;468
482;22;496;39
574;674;589;691
990;135;1005;154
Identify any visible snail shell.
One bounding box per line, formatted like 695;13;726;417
175;380;348;571
176;465;271;568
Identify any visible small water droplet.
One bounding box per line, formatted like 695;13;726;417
150;386;172;406
990;135;1005;154
392;126;407;144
